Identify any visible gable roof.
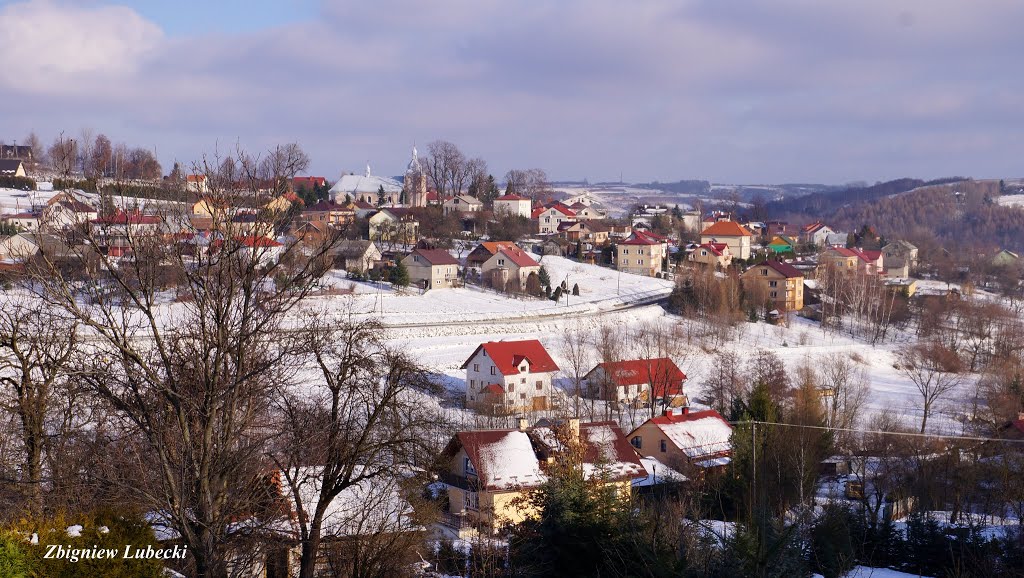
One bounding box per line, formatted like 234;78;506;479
493;246;540;268
475;241;519;257
620;229;666;246
644;409;733;459
587;358;686;397
495;193;529;201
802;221;831;234
91;210;162;225
0;159;25;173
291;176;327;189
408;248;458;266
532;203;575;219
701;221;753;237
461;339;559;375
748;259;803;279
697;242;729;256
454;430;546;490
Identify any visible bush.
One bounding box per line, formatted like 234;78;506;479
0;532;29;578
0;176;35;190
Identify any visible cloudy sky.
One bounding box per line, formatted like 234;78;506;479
1;0;1022;184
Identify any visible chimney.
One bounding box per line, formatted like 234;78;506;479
568;418;580;441
517;417;529;431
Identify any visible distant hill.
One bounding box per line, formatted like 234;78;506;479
766;177;967;219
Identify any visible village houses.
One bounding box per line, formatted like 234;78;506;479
688;242;732;268
616;230;668;277
741;259;805;313
480;244;541;291
492;193;532;218
533;204;576;234
443;194;484;216
699;221;753;260
628;408;733;474
402;248;459;289
462;339;558;413
582;358;687;406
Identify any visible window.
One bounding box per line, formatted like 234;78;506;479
623;249;629;255
769;280;777;287
520;393;526;400
761;268;768;276
660;440;667;453
508;383;515;392
521;377;526;384
465;457;476;476
490;367;496;375
770;291;778;298
498;259;505;266
536;381;543;390
464;491;479;511
631;436;642;449
470;379;475;387
473;364;479;372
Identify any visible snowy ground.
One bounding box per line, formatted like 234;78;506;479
996;193;1024;208
814;567;932;578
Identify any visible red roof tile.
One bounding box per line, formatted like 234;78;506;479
495;247;539;268
700;221;753;237
588;358;686;397
749;259;803;279
461;339;559;376
409;248;458;266
91;210;162;225
496;194;528;201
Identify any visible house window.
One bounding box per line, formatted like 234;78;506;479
498;259;505;266
769;280;777;287
464;491;479;511
473;364;479;372
761;268;768;276
660;440;667;453
490;367;496;375
536;381;543;390
623;249;629;255
631;436;642;449
508;383;515;392
521;377;526;384
465;457;476;476
470;379;475;387
770;291;778;298
520;393;526;400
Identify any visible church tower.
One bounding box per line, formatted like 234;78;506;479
403;146;428;207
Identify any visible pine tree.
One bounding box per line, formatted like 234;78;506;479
389;261;410;288
572;283;579;296
376;184;386;207
538;265;551;288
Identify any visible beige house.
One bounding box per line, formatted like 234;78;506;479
191;196;229;220
481;245;540;291
881;240;918;276
699;221;753;260
688;242;732;268
532;204;576;234
443;195;483;216
402;248;459;289
265;192;302;213
331;240;381;273
493;194;533;218
185;174;209;194
40;198;97;230
741;260;805;313
2;212;40;232
569;203;607;220
616;230;668;277
439;420;644;532
628;408;733;474
462;339;558;413
368;209;419;245
0;232;72;262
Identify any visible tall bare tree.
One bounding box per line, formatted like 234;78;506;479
559;322;593;418
898;342;964;433
426;140;468;197
259;142;310;195
28;154;343;578
273;315;440;578
47;132;78;178
0;298;78;515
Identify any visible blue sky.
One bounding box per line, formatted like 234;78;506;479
1;0;1022;184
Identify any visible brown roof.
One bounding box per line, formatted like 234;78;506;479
409;248;458;266
494;246;540;268
750;259;803;279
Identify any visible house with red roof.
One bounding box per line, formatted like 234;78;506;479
493;193;532;218
185;174;209;194
741;259;805;313
699;220;753;260
466;241;519;268
401;248;459;289
583;358;687;405
438;419;644;531
800;221;836;247
616;230;669;277
533;203;576;234
481;244;540;292
819;247;883;276
462;339;559;413
689;242;732;268
627;407;733;474
290;176;327;192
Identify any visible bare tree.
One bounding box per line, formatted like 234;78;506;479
47;132;78;178
23;131;44;169
259;142;311;195
898;342;964;433
817;353;869;445
426;140;468;197
702;350;744;416
559;322;593;418
0;298;78;515
90;134;114;178
78;127;95;176
274;315;439;578
28;154;343;578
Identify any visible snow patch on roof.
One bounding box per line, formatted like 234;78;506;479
478;431;545;490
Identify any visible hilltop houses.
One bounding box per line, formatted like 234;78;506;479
699;221;753;260
742;259;805;313
628;408;733;474
402;248;459;289
462;340;559;413
616;230;668;277
480;244;540;291
582;358;687;406
493;194;532;218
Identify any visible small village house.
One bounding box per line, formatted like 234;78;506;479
302;199;357;227
799;221;836;247
330;240;381;273
185;174;209;194
628;408;733;474
582;358;687;406
442;194;484;216
480;245;541;291
438;419;644;531
492;194;532;218
0;159;27;177
699;221;753;260
688;242;732;268
533;204;576;234
466;241;520;269
616;230;668;277
368;208;420;245
402;248;459;289
741;259;805;313
462;339;558;413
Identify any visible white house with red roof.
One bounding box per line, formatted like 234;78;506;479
401;248;460;289
185;174;209;194
493;193;532;218
480;245;541;291
533;203;576;234
462;339;559;413
627;408;733;473
699;220;753;260
800;221;836;247
583;358;687;405
616;230;668;277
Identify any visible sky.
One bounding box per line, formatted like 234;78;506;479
0;0;1022;185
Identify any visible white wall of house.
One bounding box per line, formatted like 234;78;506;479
464;349;553;410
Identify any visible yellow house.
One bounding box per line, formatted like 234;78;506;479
438;420;644;533
627;408;733;476
191;196;228;219
741;259;805;313
265;191;303;213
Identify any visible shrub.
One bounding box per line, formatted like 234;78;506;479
0;176;35;190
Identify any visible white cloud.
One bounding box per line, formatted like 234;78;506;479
0;0;162;92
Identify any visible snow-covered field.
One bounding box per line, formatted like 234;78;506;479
996;193;1024;208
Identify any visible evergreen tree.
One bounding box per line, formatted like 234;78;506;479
538;265;551;288
572;283;579;296
376;184;386;207
389;261;410;288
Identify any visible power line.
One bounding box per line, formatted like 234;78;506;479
730;419;1024;445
